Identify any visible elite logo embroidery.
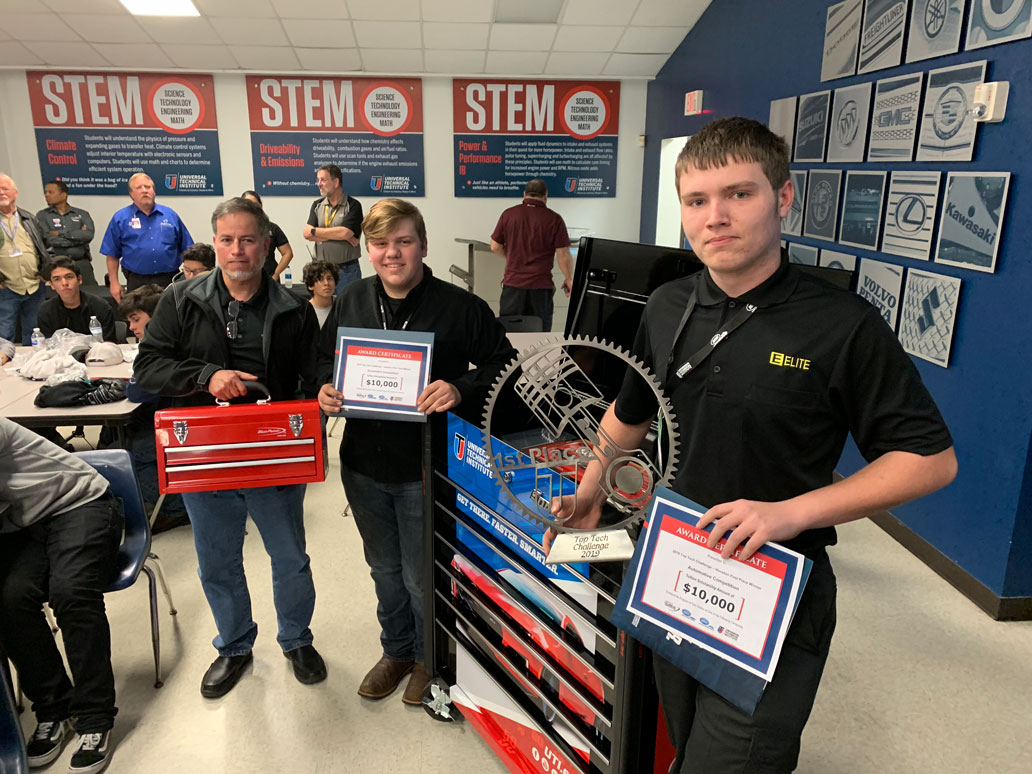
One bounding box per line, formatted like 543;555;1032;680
769;351;812;370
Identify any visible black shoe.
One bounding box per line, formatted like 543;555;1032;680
26;719;70;767
284;644;327;685
200;653;253;698
68;730;113;774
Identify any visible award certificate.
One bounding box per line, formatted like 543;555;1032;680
332;327;434;422
624;488;808;682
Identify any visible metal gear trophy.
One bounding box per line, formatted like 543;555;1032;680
482;336;678;563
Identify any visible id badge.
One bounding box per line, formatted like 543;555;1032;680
8;247;23;257
130;217;141;229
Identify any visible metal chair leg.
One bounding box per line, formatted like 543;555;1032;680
147;554;177;615
148;494;167;528
328;416;342;437
141;565;163;688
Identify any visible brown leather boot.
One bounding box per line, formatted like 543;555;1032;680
402;662;431;706
357;656;414;699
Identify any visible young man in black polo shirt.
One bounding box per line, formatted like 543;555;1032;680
550;117;957;773
37;256;117;341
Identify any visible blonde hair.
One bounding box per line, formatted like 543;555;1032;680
363;198;427;247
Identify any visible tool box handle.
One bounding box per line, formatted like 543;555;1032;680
214;380;272;407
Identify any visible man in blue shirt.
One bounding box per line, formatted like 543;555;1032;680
100;173;192;303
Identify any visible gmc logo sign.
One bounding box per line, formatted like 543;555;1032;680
877;107;914;127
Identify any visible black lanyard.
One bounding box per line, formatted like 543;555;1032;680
667;289;757;379
377;296;413;331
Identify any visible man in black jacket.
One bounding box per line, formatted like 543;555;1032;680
0;174;52;344
135;197;325;700
37;257;117;341
317;198;516;705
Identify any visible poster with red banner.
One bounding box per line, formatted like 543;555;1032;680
453;79;620;198
245;75;424;197
27;71;222;195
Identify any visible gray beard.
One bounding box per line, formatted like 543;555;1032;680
225;268;260;281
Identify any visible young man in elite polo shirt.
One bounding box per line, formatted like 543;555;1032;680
549;117;957;773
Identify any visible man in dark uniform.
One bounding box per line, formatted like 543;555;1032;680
549;117;957;774
36;180;97;285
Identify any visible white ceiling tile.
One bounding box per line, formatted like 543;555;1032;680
294;47;362;71
271;0;351;18
552;25;623;52
0;41;45;66
195;0;276;17
62;14;148;44
421;0;492;23
0;29;8;41
485;50;547;74
424;49;485;73
562;0;636;26
631;0;711;27
422;22;489;49
603;52;667;77
360;48;423;73
161;44;240;70
211;17;289;47
345;0;420;20
545;52;608;76
136;17;222;45
281;20;356;48
230;45;300;70
489;24;556;51
22;41;110;68
351;21;422;48
1;13;81;42
43;0;127;13
6;0;52;12
617;26;689;54
99;43;175;69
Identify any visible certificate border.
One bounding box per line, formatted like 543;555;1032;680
332;327;434;421
624;491;805;682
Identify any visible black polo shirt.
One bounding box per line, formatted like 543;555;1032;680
616;255;952;556
215;272;268;386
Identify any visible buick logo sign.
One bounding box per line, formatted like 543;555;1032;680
836;100;860;147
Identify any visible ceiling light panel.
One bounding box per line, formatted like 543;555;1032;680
494;0;562;24
119;0;199;16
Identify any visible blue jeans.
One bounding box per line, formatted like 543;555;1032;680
334;260;361;295
340;468;425;662
0;284;45;344
182;485;315;656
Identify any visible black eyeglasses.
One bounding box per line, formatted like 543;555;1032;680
226;299;240;340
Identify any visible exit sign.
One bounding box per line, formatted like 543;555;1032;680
684;90;704;116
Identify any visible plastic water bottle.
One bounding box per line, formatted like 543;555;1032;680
31;328;45;348
282;265;293;287
89;315;102;342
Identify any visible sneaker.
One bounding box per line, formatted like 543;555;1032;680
68;730;112;774
26;719;70;768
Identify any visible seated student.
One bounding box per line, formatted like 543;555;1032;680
303;260;339;329
173;243;216;283
115;285;188;532
0;416;123;774
37;256;117;341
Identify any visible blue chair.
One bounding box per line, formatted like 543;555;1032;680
0;667;27;774
76;449;177;689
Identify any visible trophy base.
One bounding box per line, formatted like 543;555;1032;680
545;529;635;564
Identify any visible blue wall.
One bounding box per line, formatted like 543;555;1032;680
640;0;1032;599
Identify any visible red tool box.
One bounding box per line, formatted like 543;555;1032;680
155;384;325;494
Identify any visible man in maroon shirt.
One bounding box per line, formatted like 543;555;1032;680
490;179;573;332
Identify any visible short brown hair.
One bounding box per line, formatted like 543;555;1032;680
524;179;548;197
363;198;426;248
303;260;339;288
210;196;269;237
674;117;789;195
118;284;162;318
47;255;80;280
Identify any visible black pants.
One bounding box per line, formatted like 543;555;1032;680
123;269;176;291
500;285;554;332
656;551;838;774
0;492;123;733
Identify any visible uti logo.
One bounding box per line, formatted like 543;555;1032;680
453;433;466;461
165;174;177;190
370;176;383;191
564;178;578;192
